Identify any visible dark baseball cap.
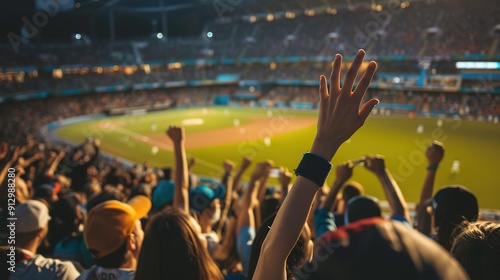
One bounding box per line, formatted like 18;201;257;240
431;186;478;227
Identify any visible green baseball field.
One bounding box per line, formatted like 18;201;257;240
56;107;500;210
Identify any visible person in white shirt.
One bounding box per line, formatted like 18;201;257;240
10;200;80;280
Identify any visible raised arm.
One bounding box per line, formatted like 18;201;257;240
321;162;353;210
417;141;444;234
364;155;411;223
232;157;252;193
313;162;353;238
253;50;378;280
419;142;444;204
278;168;292;205
254;161;273;229
216;160;235;238
236;161;271;234
167;126;189;213
0;146;20;197
17;151;44;168
212;215;238;263
45;150;66;177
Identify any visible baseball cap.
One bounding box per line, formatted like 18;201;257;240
16;200;51;233
152;180;175;210
304;217;469;279
189;185;225;213
84;195;151;259
431;186;478;227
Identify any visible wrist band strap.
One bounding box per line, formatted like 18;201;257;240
294;152;332;187
427;163;439;171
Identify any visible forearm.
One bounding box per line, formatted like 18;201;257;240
19;156;38;168
217;176;233;237
46;156;64;176
0;164;11;196
321;180;343;210
254;174;270;228
378;169;410;221
213;216;237;261
236;177;259;232
0;160;10;180
416;169;438;234
255;143;339;279
232;166;248;193
173;141;189;212
221;171;231;187
257;174;269;202
419;170;437;205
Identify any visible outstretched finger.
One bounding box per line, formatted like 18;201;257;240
342;49;366;95
319;75;329;101
352;61;377;104
329;54;342;99
318;75;328;124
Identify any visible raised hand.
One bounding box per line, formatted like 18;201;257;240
240;156;252;170
364;155;386;176
189;157;197;166
166;125;185;144
335;162;354;184
250;161;273;180
311;50;378;160
223;160;235;173
252;50;379;280
278;167;292;188
426;141;444;165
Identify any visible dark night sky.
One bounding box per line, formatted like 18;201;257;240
0;0;216;43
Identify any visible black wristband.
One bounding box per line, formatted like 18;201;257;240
294;152;332;187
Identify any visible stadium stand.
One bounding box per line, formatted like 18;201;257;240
1;1;500;279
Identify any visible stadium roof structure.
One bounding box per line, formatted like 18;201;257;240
0;0;409;42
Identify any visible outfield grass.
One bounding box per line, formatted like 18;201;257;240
56;107;500;209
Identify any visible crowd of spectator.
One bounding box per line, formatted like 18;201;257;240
1;51;499;280
0;81;498;152
0;86;231;146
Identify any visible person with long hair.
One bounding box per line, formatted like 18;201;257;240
134;208;223;280
451;221;500;280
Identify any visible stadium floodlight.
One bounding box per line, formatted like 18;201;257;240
71;33;91;45
305;9;315;16
455;61;500;70
285;11;295;18
157;32;164;39
327;8;338;15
